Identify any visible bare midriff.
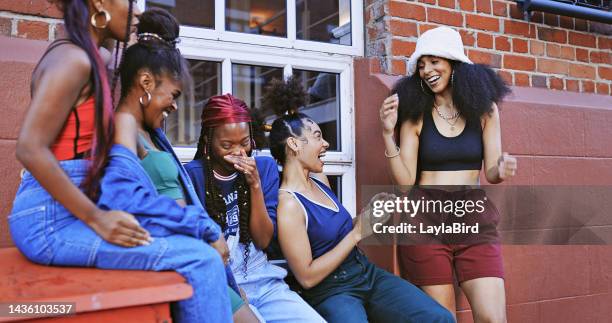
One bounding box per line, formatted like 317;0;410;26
418;170;480;186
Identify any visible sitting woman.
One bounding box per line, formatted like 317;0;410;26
184;93;325;322
110;8;258;323
10;1;231;322
266;79;455;323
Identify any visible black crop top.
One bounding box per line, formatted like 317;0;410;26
418;111;483;171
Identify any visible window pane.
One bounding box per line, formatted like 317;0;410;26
297;0;351;45
293;69;340;151
232;64;284;149
226;0;287;37
328;175;342;202
146;0;214;29
165;59;221;147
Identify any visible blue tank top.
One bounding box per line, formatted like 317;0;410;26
418;110;483;171
280;177;353;259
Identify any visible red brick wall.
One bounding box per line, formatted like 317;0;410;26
0;1;61;247
0;0;63;41
365;0;612;94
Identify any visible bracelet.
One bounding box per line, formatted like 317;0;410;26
385;146;401;158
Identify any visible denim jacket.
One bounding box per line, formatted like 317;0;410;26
97;129;222;243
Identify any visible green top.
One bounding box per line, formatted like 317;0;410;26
139;134;185;200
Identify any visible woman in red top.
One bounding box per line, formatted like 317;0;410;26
15;0;146;246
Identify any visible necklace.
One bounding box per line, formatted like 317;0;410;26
433;102;460;131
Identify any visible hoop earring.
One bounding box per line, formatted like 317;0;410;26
139;91;152;107
420;79;431;95
90;9;111;29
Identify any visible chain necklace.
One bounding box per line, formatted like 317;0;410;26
433;102;460;131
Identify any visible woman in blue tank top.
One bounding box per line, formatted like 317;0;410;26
267;78;454;323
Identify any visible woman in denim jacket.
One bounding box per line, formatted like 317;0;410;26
10;3;231;322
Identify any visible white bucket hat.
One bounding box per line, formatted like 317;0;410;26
406;26;472;76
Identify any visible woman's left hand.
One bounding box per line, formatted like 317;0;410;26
225;150;261;189
497;152;517;180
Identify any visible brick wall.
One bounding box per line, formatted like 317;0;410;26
365;0;612;94
0;0;60;247
0;0;63;41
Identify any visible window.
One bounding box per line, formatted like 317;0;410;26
140;0;362;214
146;0;214;29
226;0;287;37
165;59;221;147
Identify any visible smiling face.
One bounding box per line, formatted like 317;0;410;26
140;72;182;130
290;119;329;173
209;122;252;174
417;55;453;94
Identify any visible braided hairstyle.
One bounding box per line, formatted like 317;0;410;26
194;94;255;278
53;0;134;199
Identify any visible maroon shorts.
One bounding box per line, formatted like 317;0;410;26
397;188;504;285
398;244;504;286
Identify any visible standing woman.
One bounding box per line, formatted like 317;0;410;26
267;79;455;323
9;2;232;322
185;93;326;322
379;26;516;322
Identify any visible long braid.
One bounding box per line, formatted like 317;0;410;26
59;0;115;199
204;128;227;228
194;124;206;160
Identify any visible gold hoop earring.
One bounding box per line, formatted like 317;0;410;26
139;91;152;107
90;9;111;29
420;79;431;95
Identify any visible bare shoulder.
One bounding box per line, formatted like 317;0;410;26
41;43;91;76
34;43;92;92
114;112;139;153
278;190;300;211
400;115;423;136
278;191;305;221
481;102;500;125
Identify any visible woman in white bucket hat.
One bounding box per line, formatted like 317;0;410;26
379;26;517;322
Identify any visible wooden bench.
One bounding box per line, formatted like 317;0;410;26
0;248;192;322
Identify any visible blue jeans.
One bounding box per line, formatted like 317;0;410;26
9;160;232;323
302;249;454;323
240;261;325;323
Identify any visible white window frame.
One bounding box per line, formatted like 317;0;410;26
138;0;361;215
140;0;364;57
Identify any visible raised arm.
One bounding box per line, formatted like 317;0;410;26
277;192;360;289
482;103;517;183
380;94;421;186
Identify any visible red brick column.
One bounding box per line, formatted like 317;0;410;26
365;0;612;94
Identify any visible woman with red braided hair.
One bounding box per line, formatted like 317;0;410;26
185;94;325;322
